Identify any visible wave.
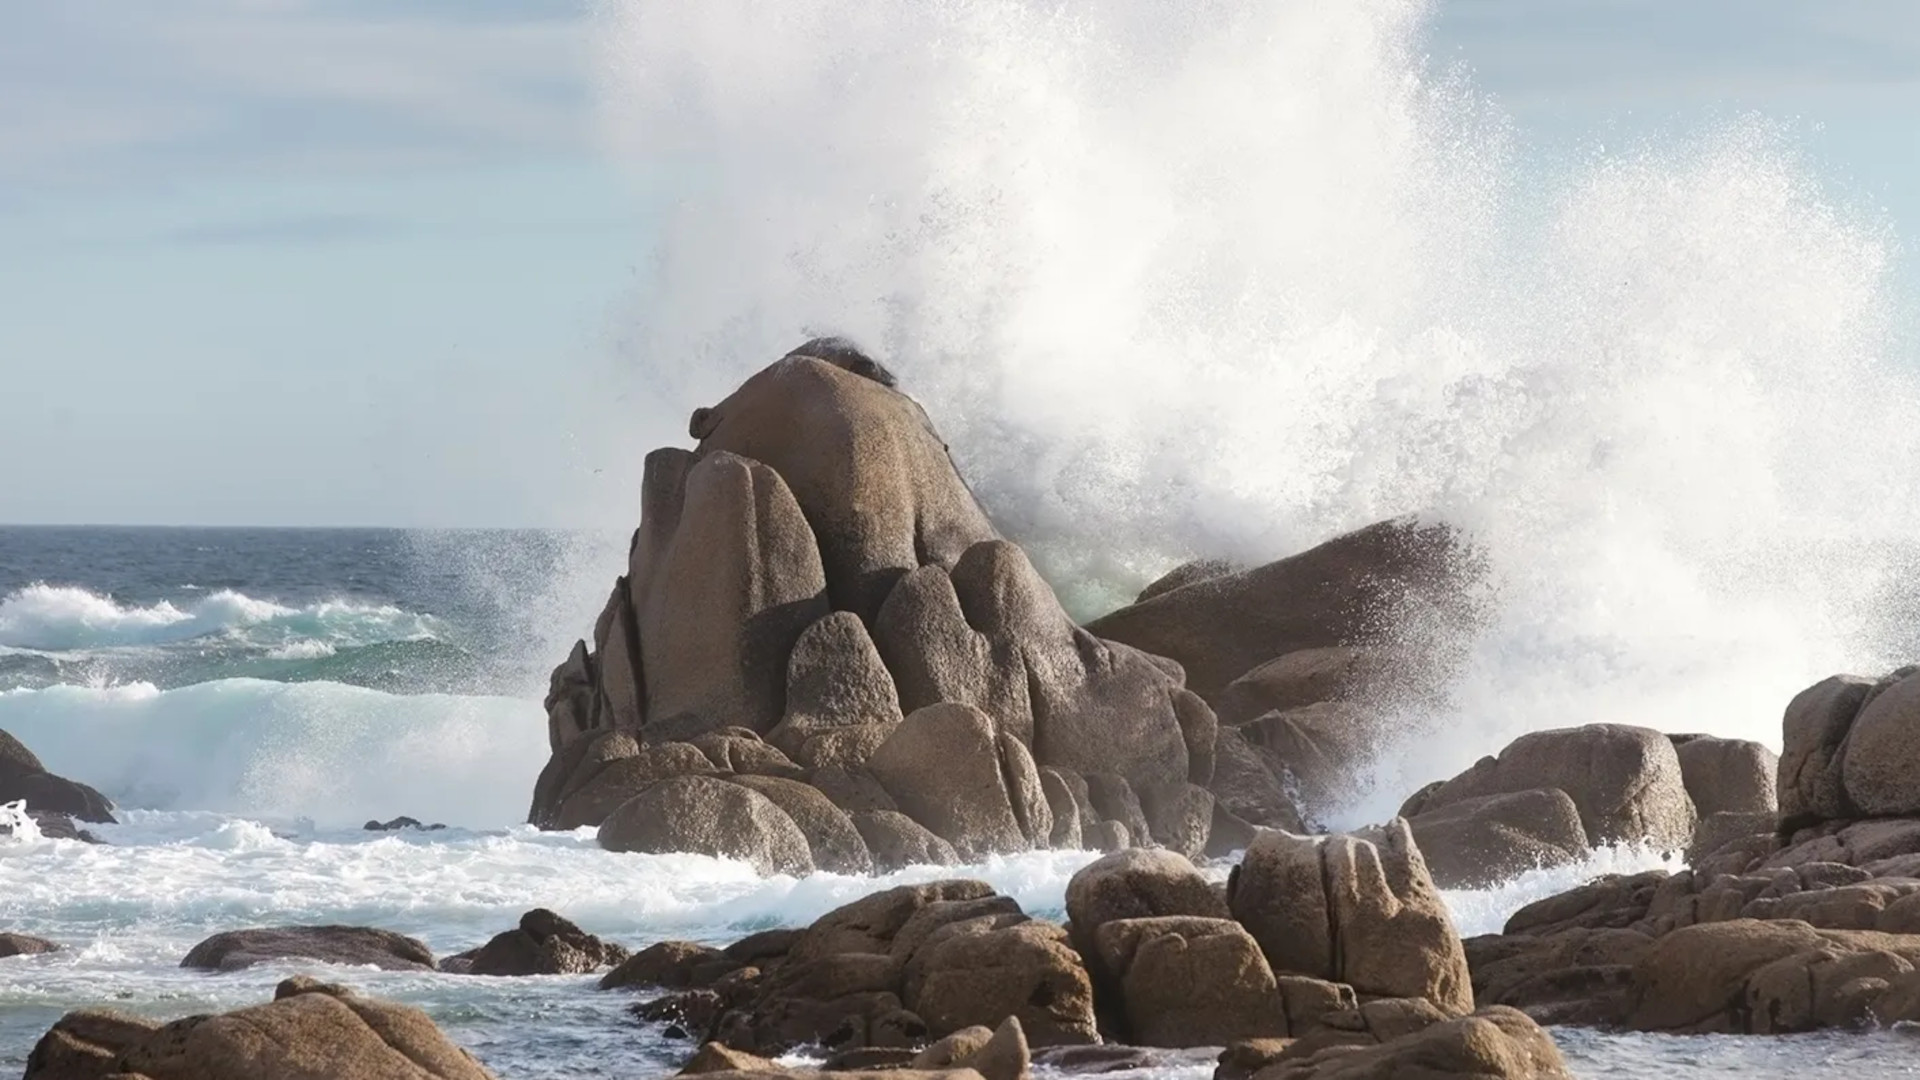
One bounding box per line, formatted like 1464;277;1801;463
0;679;542;829
0;584;444;653
589;0;1920;803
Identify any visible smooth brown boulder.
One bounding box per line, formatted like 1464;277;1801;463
1239;704;1382;830
1227;821;1472;1015
866;704;1032;860
1135;559;1237;604
1215;647;1384;725
1063;848;1230;1035
690;349;1000;623
906;920;1098;1047
1250;1005;1572;1079
453;909;628;976
180;926;434;972
23;1010;159;1080
788;881;1000;964
1403;724;1696;850
28;978;495;1080
1405;788;1590;889
1;932;60;958
1670;734;1778;816
1840;668;1920;817
0;728;115;824
631;449;833;743
1464;926;1654;1026
1210;727;1308;833
1623;918;1920;1033
911;1016;1030;1080
766;612;905;763
549;741;720;831
1778;674;1876;827
726;775;874;875
602;941;742;991
853;811;962;872
598;775;815;876
1085;518;1462;704
1092;917;1289;1047
679;1042;781;1074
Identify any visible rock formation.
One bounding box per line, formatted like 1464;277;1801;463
180;926;437;973
1;728;115;824
1445;664;1920;1039
527;342;1471;866
23;976;495;1080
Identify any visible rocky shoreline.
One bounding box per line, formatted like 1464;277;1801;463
8;342;1920;1078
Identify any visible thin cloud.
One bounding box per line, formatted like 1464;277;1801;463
161;212;402;246
0;0;593;186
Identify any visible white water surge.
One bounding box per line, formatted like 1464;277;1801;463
588;0;1920;816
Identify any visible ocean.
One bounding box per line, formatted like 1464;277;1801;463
3;527;1919;1078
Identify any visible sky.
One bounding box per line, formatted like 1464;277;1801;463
2;0;1918;527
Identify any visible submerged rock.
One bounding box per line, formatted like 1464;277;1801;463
0;932;60;958
180;926;436;972
445;909;629;976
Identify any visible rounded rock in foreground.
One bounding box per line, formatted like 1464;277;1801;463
598;775;815;876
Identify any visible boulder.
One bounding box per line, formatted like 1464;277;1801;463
0;932;59;958
679;1042;781;1074
1405;788;1590;889
453;909;628;976
1401;724;1695;850
1063;848;1229;1035
1238;704;1381;830
1778;674;1876;827
1091;917;1289;1047
1464;927;1654;1026
788;881;1000;964
906;919;1098;1046
1687;811;1775;868
548;739;718;831
1670;734;1777;816
766;611;904;762
911;1016;1030;1080
1623;918;1920;1034
726;775;874;875
1501;870;1668;937
602;941;742;992
854;811;962;872
598;775;815;876
691;348;1000;623
1248;1005;1572;1079
1085;518;1462;704
867;704;1032;860
0;728;115;824
1135;559;1237;604
1840;668;1920;817
1210;727;1307;832
1227;821;1472;1015
180;926;435;972
1215;647;1385;725
21;1009;157;1079
26;977;495;1080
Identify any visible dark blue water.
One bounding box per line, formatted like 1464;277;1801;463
0;527;593;695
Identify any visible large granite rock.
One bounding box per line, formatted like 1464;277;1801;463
1238;1005;1572;1079
446;909;629;976
598;775;815;876
523;346;1226;865
1400;723;1696;850
1085;518;1463;705
24;977;495;1080
1669;734;1777;817
1227;821;1472;1015
180;926;435;972
1405;788;1590;890
0;729;115;824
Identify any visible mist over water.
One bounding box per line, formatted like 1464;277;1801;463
589;0;1920;814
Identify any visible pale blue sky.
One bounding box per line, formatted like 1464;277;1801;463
2;1;1917;526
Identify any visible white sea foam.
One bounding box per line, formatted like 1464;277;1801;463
0;680;542;828
0;584;443;653
587;0;1920;809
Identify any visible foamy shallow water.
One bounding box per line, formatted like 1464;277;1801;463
5;821;1917;1078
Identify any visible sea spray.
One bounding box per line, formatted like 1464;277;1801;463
587;0;1920;818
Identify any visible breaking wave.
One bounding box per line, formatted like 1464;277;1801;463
588;0;1920;809
0;584;442;653
0;679;541;829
